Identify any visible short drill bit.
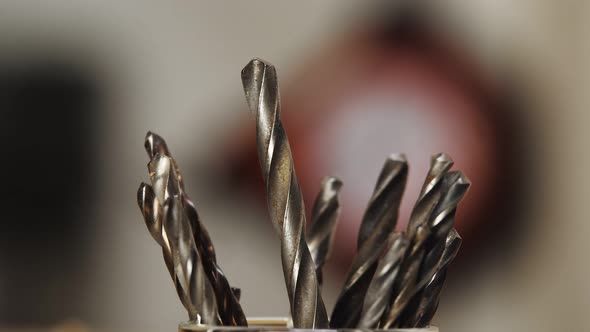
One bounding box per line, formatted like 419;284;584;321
380;154;453;328
163;196;219;325
308;176;343;286
330;155;408;328
357;232;408;328
408;229;462;327
241;58;329;328
383;170;469;328
144;132;247;326
400;171;469;326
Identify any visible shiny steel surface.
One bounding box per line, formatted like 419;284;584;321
358;233;408;328
164;196;219;325
138;132;247;326
241;58;329;328
331;155;408;328
308;176;343;287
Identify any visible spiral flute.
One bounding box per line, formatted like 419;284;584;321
163;196;219;325
408;229;462;327
142;132;247;326
357;232;408;328
380;154;453;328
241;58;328;328
330;155;408;328
382;170;469;328
138;155;196;314
308;176;343;286
400;171;470;326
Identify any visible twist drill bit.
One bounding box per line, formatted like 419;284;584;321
140;155;207;320
144;132;247;326
330;155;408;328
308;176;343;286
163;196;219;325
406;154;454;243
138;171;195;314
379;154;453;328
408;229;462;327
241;58;329;328
382;170;469;328
357;232;408;328
399;171;469;327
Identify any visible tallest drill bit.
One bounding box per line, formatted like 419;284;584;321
241;58;329;329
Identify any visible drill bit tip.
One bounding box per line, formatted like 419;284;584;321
241;58;278;116
145;130;171;159
321;176;343;192
430;171;470;230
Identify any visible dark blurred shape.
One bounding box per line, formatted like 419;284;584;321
0;60;98;323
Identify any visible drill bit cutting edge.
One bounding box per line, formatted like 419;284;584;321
135;58;470;329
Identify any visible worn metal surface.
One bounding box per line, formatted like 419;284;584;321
164;196;219;325
331;155;408;328
241;58;329;328
409;229;462;327
308;176;343;286
380;154;453;328
358;233;408;328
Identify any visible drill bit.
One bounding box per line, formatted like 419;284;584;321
143;132;248;326
379;154;453;328
241;58;329;328
163;196;219;325
137;182;174;279
400;171;469;327
407;229;462;327
330;154;408;328
382;170;469;328
139;155;209;320
308;176;343;286
357;232;408;328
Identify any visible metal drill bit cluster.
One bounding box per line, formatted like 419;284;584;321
137;132;247;326
241;58;470;329
135;57;470;329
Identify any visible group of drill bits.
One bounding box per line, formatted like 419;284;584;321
136;57;470;329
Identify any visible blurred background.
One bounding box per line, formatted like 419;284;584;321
0;1;587;331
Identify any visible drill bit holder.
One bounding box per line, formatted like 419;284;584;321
179;319;438;332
